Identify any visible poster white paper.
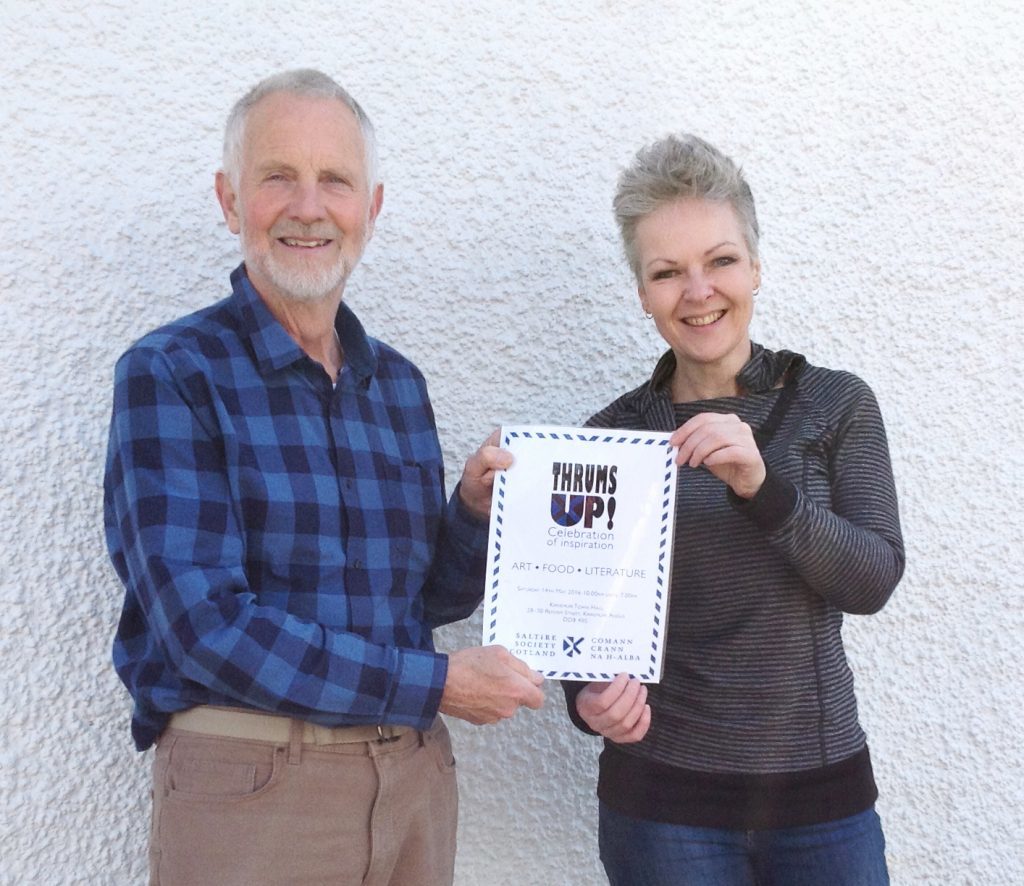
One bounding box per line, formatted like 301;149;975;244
483;426;677;682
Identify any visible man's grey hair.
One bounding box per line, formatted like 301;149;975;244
222;68;378;189
613;134;759;282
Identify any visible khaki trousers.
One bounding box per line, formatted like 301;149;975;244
148;717;458;885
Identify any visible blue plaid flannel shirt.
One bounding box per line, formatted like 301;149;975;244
105;265;488;750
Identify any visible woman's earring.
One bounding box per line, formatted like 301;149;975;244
643;310;653;319
752;286;761;298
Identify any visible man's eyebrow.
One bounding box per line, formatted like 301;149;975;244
254;160;296;173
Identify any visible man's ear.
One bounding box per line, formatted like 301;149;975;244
365;182;384;239
215;171;242;235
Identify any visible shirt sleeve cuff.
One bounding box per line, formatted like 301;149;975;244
446;482;491;551
386;648;449;729
728;464;799;532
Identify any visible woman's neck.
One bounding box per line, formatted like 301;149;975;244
670;371;739;403
669;349;749;403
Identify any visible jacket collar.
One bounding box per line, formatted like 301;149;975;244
638;343;806;430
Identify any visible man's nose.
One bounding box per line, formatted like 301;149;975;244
288;181;327;223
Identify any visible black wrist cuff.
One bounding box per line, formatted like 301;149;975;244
728;465;798;531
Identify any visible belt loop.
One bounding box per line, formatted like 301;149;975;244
287;719;303;765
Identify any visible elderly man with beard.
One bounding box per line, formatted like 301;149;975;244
104;69;544;886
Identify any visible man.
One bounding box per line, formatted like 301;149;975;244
104;69;544;886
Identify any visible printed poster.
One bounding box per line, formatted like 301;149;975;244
483;426;677;682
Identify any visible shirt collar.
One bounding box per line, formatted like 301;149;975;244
335;299;377;383
230;263;378;382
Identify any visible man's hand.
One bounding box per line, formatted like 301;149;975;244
439;645;545;725
457;430;513;519
575;673;651;743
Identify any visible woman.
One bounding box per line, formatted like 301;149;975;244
562;135;904;885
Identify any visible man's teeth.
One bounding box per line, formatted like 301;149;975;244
683;310;725;327
281;238;329;247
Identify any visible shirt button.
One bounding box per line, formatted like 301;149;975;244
352;560;364;569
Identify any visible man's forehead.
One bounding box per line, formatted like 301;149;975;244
243;91;364;158
249;89;357;119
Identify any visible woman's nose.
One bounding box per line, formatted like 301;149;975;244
681;269;713;301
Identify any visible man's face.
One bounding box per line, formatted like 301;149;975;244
216;91;383;305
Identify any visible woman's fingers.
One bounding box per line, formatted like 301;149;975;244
670;412;765;497
577;675;651;743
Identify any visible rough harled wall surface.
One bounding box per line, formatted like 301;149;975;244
1;1;1021;883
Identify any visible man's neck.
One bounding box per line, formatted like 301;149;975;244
260;286;346;381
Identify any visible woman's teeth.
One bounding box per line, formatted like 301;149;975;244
683;310;724;327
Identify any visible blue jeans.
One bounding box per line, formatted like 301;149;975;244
599;803;889;886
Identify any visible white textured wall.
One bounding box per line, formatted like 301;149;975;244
2;2;1022;883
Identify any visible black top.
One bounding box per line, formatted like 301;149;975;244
563;344;904;828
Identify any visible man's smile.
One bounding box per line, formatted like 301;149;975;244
279;237;332;248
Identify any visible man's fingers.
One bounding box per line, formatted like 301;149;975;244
472;429;512;470
505;649;542;678
477;445;513;473
505;650;546;696
440;645;546;724
458;431;514;518
520;680;546;710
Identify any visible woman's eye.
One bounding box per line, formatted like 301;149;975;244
650;269;675;281
712;255;737;267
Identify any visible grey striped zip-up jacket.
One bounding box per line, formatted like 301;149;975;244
563;343;904;823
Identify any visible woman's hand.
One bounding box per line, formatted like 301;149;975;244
575;673;651;743
670;412;765;499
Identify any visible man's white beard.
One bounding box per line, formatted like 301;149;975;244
241;224;361;304
256;248;351;303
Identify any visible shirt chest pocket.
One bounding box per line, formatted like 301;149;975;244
372;458;445;572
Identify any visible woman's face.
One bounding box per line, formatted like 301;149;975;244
635;198;760;379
